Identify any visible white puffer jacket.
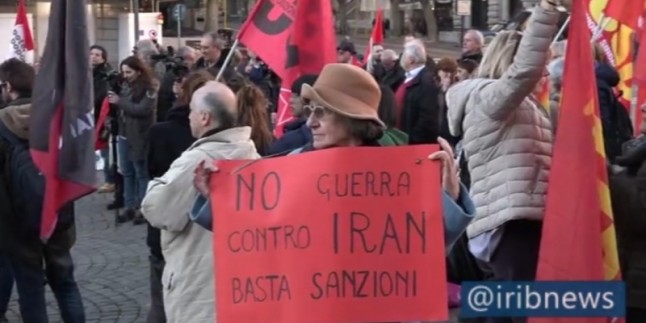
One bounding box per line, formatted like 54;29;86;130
446;5;558;238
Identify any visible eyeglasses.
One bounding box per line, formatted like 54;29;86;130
303;103;331;119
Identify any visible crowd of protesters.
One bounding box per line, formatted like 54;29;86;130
0;0;644;321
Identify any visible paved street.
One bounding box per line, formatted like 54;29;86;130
5;193;463;322
4;193;150;322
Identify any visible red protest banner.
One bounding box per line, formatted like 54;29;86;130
210;145;448;323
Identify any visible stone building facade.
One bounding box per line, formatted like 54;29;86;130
457;0;540;29
437;0;540;42
488;0;540;23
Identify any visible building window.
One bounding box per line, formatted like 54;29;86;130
435;0;453;31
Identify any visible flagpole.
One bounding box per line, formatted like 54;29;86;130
215;39;240;81
591;14;610;43
552;15;570;45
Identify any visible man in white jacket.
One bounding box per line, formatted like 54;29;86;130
141;81;260;322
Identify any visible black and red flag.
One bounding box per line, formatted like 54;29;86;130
30;0;97;241
237;0;336;136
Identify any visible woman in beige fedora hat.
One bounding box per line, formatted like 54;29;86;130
190;63;476;255
294;63;389;151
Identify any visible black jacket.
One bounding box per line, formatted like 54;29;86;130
610;136;646;311
380;64;406;93
117;82;157;161
92;63;114;122
192;56;235;77
596;62;633;163
146;105;195;259
399;67;441;144
460;51;483;63
156;71;177;122
0;98;75;263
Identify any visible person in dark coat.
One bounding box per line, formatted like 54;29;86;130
396;40;440;144
145;70;212;323
609;106;646;323
265;74;318;155
156;46;196;122
0;59;84;323
461;29;484;63
378;49;406;92
91;45;114;121
595;61;633;163
90;45;117;193
108;56;157;224
192;32;237;78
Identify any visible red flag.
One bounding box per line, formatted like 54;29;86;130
289;0;336;78
30;0;97;241
8;0;35;63
604;0;645;29
364;8;384;61
237;0;295;83
529;1;622;322
94;98;110;150
238;0;335;136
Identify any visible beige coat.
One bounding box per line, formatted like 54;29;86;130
446;6;558;238
141;127;260;323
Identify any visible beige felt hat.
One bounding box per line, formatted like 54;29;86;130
301;63;385;128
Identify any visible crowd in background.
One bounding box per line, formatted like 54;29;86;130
0;0;645;321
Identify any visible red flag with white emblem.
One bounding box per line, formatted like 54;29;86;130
8;0;35;64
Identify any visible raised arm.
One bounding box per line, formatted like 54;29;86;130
477;2;559;120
